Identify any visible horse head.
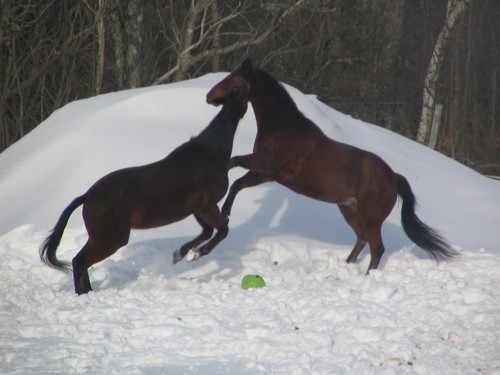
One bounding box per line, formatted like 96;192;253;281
207;58;254;106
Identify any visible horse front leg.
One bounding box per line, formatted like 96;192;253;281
193;225;228;259
184;205;228;262
172;215;213;264
229;153;276;177
221;171;273;219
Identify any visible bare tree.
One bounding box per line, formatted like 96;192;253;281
153;0;307;84
84;0;106;94
107;0;144;88
0;1;95;150
1;0;498;177
110;0;126;88
125;0;143;87
95;0;106;94
417;0;473;147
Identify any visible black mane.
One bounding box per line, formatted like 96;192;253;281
192;94;246;157
252;68;320;132
253;68;300;112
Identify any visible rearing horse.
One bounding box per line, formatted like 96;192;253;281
206;58;456;273
40;89;248;295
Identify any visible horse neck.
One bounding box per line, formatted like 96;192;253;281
250;70;301;131
195;103;242;156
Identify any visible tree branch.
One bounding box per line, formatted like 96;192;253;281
153;0;307;84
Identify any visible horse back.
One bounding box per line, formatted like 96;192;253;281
83;141;229;230
261;127;396;206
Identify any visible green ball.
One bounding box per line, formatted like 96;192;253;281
241;274;266;289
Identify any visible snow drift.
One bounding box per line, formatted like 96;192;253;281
1;73;499;374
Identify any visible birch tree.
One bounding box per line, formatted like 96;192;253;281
416;0;473;147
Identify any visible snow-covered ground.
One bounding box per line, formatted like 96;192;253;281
1;73;499;374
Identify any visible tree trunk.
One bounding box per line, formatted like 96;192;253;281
95;0;105;94
210;1;221;72
428;103;444;149
125;0;144;87
417;0;472;145
110;1;126;88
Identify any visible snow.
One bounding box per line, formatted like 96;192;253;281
1;73;499;374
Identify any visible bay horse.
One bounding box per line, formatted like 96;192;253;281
206;58;457;274
40;89;248;295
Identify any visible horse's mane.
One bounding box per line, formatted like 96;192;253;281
253;68;300;112
252;68;322;134
193;99;243;155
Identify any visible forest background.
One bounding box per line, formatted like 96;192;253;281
1;0;499;175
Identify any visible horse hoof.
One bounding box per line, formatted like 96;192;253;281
185;249;201;262
172;250;184;264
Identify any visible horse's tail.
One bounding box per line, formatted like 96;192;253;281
39;195;86;273
396;174;458;260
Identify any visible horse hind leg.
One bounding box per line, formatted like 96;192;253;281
72;242;95;295
339;198;385;273
338;199;367;264
346;238;367;264
365;225;385;274
72;227;131;295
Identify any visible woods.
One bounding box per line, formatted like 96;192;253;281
1;0;499;175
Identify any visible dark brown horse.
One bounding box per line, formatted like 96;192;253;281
40;89;248;294
207;58;457;273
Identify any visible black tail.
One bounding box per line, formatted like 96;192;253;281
39;195;85;272
396;174;458;260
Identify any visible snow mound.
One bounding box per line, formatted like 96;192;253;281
1;73;499;374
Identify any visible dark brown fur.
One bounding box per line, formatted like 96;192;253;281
40;90;248;295
207;58;456;274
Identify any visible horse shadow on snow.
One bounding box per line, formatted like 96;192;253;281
97;183;413;291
